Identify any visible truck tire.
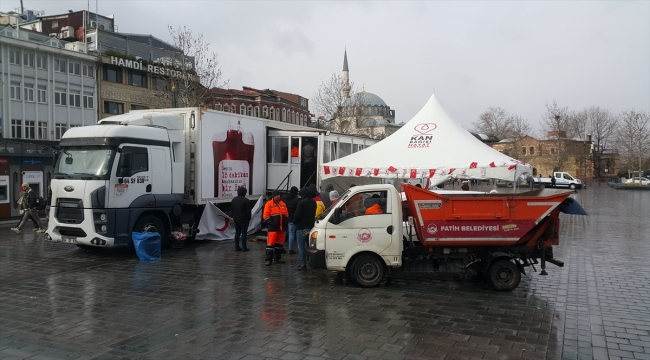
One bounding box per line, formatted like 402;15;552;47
351;254;385;287
487;259;521;291
134;215;170;248
569;184;576;190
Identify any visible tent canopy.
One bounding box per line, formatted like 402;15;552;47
320;94;532;184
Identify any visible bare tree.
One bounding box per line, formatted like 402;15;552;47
167;25;227;107
540;101;571;172
586;106;618;178
472;107;512;139
312;73;352;123
312;73;372;136
615;110;650;179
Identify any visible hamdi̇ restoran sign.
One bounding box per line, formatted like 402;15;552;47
108;56;197;81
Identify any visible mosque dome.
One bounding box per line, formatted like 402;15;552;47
343;91;387;107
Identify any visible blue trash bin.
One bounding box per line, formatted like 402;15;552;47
132;232;161;261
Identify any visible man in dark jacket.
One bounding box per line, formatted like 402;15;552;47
12;182;45;233
281;186;300;254
320;183;335;208
293;187;317;270
230;186;251;252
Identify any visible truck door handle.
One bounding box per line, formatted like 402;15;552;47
146;184;152;192
387;225;393;235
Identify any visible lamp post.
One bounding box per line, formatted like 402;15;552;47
171;83;178;108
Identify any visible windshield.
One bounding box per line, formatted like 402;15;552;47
317;189;352;221
54;146;116;179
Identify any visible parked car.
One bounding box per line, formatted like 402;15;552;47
624;177;650;185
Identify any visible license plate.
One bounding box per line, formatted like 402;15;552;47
62;237;77;244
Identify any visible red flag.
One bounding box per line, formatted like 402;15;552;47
355;168;362;176
373;168;380;176
338;167;346;175
507;165;516;170
410;169;417;178
448;168;456;175
388;166;397;173
489;162;496;168
429;169;436;177
324;166;330;175
469;162;478;169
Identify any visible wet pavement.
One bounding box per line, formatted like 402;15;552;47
0;185;649;360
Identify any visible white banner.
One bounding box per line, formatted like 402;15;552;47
195;196;264;241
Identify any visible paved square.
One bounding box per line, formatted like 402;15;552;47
1;186;648;359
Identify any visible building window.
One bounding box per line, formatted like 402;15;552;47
223;104;229;112
52;20;59;29
82;64;94;78
54;90;67;105
269;108;275;120
37;55;47;69
69;93;81;108
10;82;21;100
11;120;22;138
68;62;81;75
282;108;286;122
521;147;526;155
104;101;124;115
24;84;34;102
37;85;47;103
239;104;246;115
10;49;20;65
231;104;236;113
38;122;48;140
25;121;35;139
83;95;94;109
54;59;66;73
152;77;168;91
529;147;535;155
550;148;556;155
23;53;34;67
103;65;123;83
131;105;149;110
247;105;253;117
55;123;67;140
254;106;260;117
128;70;147;87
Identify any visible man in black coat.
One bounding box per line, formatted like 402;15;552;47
293;187;317;270
230;186;251;252
281;186;300;254
320;183;335;208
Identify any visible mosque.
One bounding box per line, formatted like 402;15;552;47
332;50;402;139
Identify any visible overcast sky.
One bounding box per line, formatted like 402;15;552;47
4;1;648;133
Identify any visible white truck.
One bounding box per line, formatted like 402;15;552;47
533;171;583;189
44;108;376;248
307;183;582;291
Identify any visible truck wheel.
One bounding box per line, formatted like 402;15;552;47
488;259;521;291
351;254;385;287
569;184;576;189
134;215;169;248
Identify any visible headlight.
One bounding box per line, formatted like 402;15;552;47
309;231;318;249
100;213;107;221
101;225;107;232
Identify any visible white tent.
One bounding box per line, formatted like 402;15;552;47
320;94;532;184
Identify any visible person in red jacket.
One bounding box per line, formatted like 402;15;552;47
263;190;289;266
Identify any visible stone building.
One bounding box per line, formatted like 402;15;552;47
331;50;401;139
489;133;620;181
204;87;310;126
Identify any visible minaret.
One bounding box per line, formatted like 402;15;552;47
342;49;351;100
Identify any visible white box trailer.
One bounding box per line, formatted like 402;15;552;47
44;108;376;248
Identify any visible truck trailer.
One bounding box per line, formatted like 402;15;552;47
307;183;586;291
44;108;376;248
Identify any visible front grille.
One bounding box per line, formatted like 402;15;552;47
59;227;87;237
55;199;84;224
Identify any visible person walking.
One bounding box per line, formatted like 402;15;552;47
230;186;251;252
320;184;335;208
281;186;300;254
263;190;289;266
14;185;39;230
12;183;45;233
550;175;556;187
293;187;316;271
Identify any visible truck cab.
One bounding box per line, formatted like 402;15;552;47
308;184;404;286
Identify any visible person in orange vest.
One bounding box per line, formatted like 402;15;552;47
291;145;299;158
263;190;289;266
364;194;384;215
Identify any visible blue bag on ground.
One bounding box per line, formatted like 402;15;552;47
132;232;161;261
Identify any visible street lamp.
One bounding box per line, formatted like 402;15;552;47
171;83;178;108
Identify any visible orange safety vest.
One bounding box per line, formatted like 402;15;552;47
263;200;288;232
365;203;383;215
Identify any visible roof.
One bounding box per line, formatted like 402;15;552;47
343;91;387;107
210;87;307;108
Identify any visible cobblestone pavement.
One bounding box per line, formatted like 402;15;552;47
0;186;648;360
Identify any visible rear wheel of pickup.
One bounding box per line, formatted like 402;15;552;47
351;254;385;287
134;215;169;248
488;259;521;291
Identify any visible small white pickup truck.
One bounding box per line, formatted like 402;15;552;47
534;172;582;189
